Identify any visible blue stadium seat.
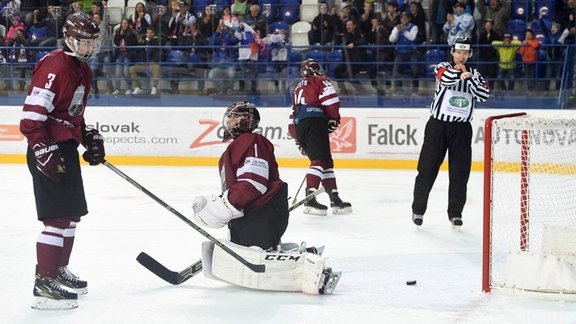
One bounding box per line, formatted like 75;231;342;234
506;19;527;41
280;5;299;24
34;50;50;63
268;21;290;35
425;49;446;77
304;49;323;62
325;50;343;78
511;0;532;20
29;26;47;41
530;19;551;40
535;0;555;19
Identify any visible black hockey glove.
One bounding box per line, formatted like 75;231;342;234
82;129;105;165
33;140;66;182
328;120;339;133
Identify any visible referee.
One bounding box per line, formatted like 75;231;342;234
411;37;490;227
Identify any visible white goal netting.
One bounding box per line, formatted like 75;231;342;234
486;114;576;297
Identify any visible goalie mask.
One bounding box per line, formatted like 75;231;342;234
300;58;324;78
222;101;260;142
63;12;101;61
451;37;472;58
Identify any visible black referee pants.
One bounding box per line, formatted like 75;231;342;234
412;117;472;220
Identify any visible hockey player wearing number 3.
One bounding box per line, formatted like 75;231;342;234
19;12;105;310
191;101;341;295
411;37;489;228
288;58;352;216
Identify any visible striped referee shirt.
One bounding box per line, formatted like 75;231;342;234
429;61;490;122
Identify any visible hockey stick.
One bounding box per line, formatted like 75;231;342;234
136;252;203;285
291;175;307;206
102;160;265;273
136;187;325;285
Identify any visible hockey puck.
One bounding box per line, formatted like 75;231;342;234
406;280;417;286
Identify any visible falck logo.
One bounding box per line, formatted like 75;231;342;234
329;117;356;153
448;96;470;108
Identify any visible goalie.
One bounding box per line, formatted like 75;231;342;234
191;101;341;295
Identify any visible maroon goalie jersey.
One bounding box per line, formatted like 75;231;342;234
291;75;341;122
20;50;93;146
219;132;284;210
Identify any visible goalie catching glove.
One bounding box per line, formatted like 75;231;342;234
192;190;244;228
33;140;66;182
82;129;105;165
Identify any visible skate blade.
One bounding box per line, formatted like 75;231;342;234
303;207;328;216
451;225;462;231
321;271;342;295
332;206;352;214
31;297;78;310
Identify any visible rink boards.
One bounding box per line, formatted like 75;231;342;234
2;106;575;170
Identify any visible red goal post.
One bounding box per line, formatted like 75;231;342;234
483;112;576;299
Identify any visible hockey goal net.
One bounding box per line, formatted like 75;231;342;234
483;113;576;298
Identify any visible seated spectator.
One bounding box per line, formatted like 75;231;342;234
129;2;151;41
518;29;539;92
113;18;138;95
477;0;510;36
129;27;163;95
492;34;521;91
308;1;335;46
5;15;26;43
389;12;420;92
197;4;220;39
443;2;475;46
243;4;266;35
152;4;171;43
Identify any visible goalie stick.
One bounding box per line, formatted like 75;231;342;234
137;187;326;285
103;160;265;273
136;252;203;285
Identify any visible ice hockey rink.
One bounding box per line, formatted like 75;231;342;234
2;164;576;324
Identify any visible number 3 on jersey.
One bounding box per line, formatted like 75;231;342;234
45;73;56;89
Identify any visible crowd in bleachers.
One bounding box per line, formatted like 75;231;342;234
0;0;574;97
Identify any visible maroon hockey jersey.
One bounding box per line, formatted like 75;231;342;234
290;75;341;122
219;132;283;210
20;50;93;146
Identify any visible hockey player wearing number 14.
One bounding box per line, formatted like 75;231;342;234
191;101;341;295
288;58;352;216
411;37;489;228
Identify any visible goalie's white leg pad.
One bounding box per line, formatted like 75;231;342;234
210;240;327;294
201;241;216;279
31;297;78;310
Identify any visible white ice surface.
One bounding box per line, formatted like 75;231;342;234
1;164;576;323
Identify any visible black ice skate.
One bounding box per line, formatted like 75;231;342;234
412;213;423;226
304;190;328;216
56;266;88;295
329;191;352;214
32;275;78;310
319;267;342;295
450;217;463;229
